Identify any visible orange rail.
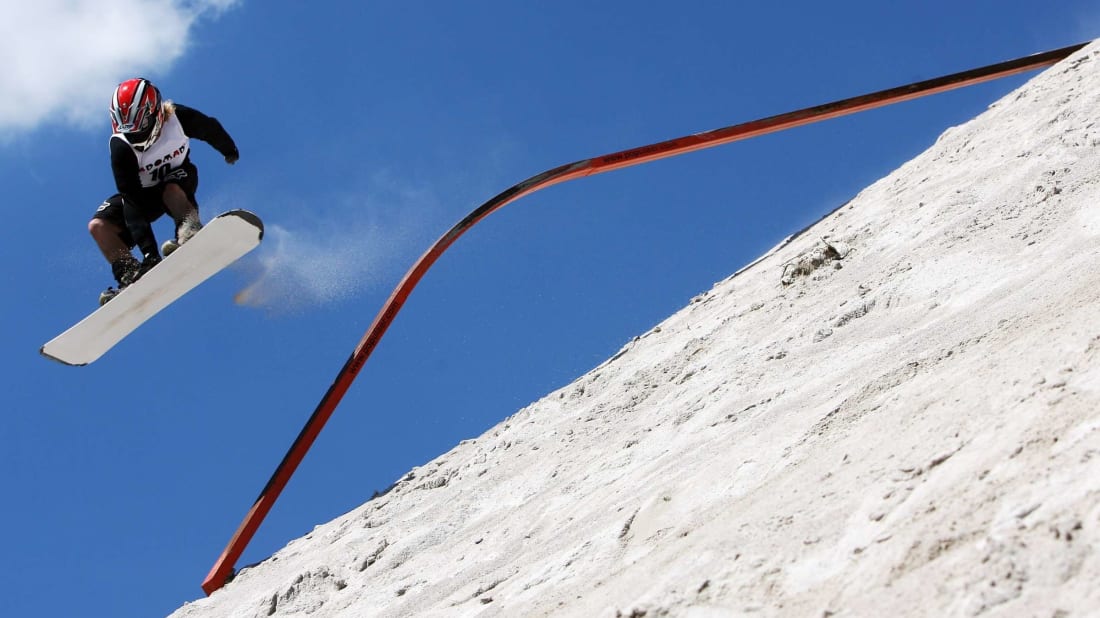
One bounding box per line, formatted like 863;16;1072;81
203;41;1088;595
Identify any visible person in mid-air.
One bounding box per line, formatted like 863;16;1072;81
89;77;240;305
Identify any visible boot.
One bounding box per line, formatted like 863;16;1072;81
111;255;141;287
178;212;203;243
99;287;120;306
163;212;203;256
100;254;162;306
138;252;162;278
101;256;141;306
161;238;180;256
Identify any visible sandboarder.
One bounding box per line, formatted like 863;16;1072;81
88;77;240;305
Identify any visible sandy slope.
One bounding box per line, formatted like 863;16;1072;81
172;42;1100;617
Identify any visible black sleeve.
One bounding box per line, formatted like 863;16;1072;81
174;104;240;160
110;136;143;199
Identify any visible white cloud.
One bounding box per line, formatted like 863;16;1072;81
0;0;239;134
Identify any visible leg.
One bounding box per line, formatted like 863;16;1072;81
90;195;141;265
89;195;152;294
159;183;202;257
88;217;131;263
122;196;161;260
161;162;202;245
162;182;201;240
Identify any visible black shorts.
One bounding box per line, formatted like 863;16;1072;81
92;162;200;247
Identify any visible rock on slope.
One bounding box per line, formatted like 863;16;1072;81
173;42;1100;617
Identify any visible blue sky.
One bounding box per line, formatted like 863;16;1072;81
1;2;1095;616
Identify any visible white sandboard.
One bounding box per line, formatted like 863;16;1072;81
41;210;263;366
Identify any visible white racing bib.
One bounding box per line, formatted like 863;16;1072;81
114;113;191;188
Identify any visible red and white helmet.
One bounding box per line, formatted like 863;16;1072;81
109;78;164;148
